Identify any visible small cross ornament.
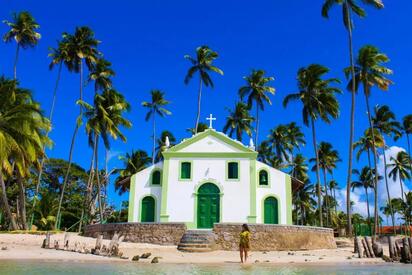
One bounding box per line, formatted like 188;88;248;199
206;113;216;129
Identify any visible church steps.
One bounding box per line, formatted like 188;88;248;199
177;230;216;252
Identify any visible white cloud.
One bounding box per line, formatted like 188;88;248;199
336;188;374;218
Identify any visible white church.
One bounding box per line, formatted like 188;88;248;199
128;115;293;229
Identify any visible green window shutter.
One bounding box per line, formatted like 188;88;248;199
181;162;191;179
152;170;161;185
228;162;238;179
259;170;268;185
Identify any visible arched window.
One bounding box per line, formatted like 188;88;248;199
152;170;161;185
259;170;268;186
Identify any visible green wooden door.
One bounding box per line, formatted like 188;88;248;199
264;197;279;224
197;183;220;228
141;196;155;222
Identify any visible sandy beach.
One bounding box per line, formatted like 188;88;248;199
0;233;388;264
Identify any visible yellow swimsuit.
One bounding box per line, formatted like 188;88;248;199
239;231;250;249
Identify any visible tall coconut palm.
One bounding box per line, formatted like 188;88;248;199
223;102;254;142
402;115;412;177
155;131;176;162
3;11;41;79
310;142;341;226
352;167;378;226
0;77;50;230
322;0;384;236
372;105;402;230
290;153;309;182
286;122;306;156
142;90;171;165
184;46;223;134
114;150;151;195
283;64;341;227
257;141;273;165
346;45;393;236
329;179;340;214
55;26;100;229
388;151;411;202
267;124;292;164
88;58;115;93
239;70;275;145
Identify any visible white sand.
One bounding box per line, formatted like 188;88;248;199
0;233;386;264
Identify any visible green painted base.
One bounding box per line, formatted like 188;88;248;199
160;215;169;222
247;216;257;223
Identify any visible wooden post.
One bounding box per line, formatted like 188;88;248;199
361;239;370;258
354;236;359;253
44;232;51;249
395;241;402;258
401;238;411;263
408;237;412;254
355;237;363;258
64;232;70;250
388;236;395;259
95;234;103;252
365;236;375;258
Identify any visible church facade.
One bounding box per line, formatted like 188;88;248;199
128;128;292;229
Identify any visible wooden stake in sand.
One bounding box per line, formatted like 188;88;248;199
388;236;395;259
365;236;375;258
355;237;363;258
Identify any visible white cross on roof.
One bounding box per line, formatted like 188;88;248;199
206;113;216;129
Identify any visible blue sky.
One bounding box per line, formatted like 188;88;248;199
1;0;411;213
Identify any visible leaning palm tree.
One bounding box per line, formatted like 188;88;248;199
351;167;378;227
239;69;275;145
267;124;292;164
55;26;100;229
322;0;384;236
283;64;341;227
184;46;223;134
372;105;402;230
402;115;412;177
0;77;50;230
3;11;41;79
388;151;411;202
114;150;151;195
142;90;171;165
310;142;341;226
346;45;393;235
223;102;254;142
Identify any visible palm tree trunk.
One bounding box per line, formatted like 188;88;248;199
30;61;63;229
255;106;260;147
365;187;371;228
0;171;18;230
14;44;20;80
311;117;323;227
16;172;27;230
399;178;405;202
333;188;337;214
345;1;356;237
152;109;156;165
194;77;203;134
381;134;396;232
407;134;412;179
323;168;330;227
55;59;83;229
95;137;104;223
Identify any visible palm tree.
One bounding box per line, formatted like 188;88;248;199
142;90;171;165
290;153;309;182
388;151;411;202
267;124;292;164
329;179;340;214
186;122;209;135
223;102;254;142
114;150;151;195
184;46;223;133
257;141;273;165
3;11;41;79
372;104;402;231
352;167;377;227
239;69;275;145
322;0;384;236
402;115;412;177
88;58;115;93
286;122;306;159
310;142;340;226
55;26;100;229
346;45;393;236
283;64;341;227
294;181;316;225
155;130;176;162
0;77;50;230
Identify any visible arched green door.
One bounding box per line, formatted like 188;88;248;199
264;196;279;224
197;183;220;228
141;196;155;222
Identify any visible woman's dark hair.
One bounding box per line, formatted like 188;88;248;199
242;223;250;232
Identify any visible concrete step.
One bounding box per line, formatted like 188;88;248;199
177;230;216;252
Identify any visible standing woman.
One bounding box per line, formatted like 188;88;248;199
239;224;251;263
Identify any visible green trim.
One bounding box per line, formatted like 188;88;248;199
225;160;240;181
167;128;255;153
127;174;137;222
139;195;157;222
285;174;293;225
178;160;193;181
149;168;162;186
248;159;257;223
192;179;224;229
160;158;170;222
163;152;257;159
257;168;270;188
261;194;281;224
